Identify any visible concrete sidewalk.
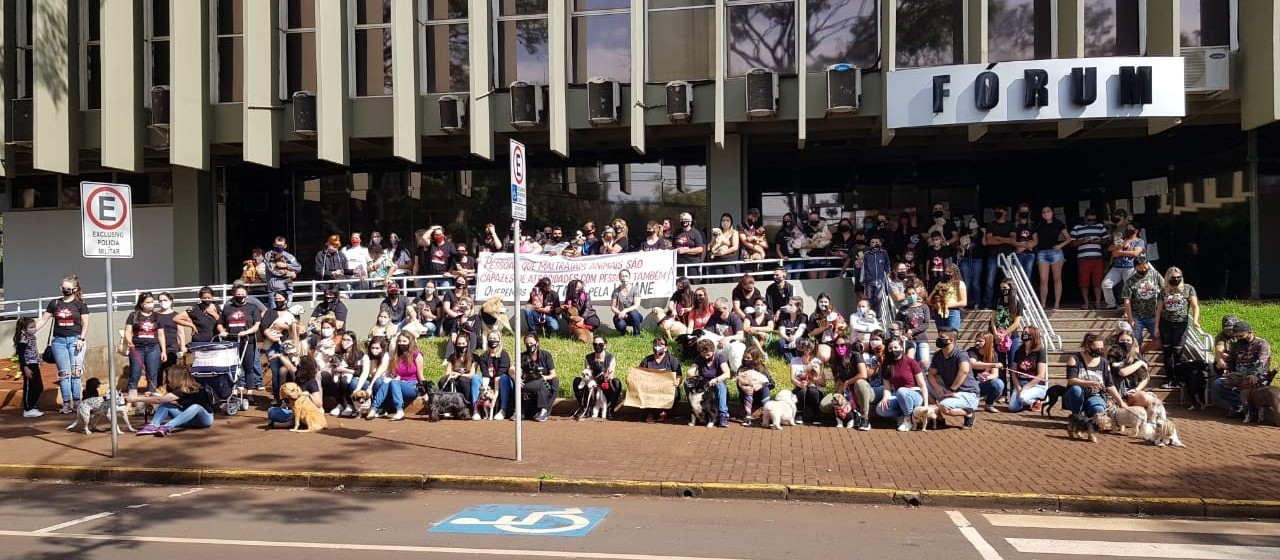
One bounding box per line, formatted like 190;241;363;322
1;400;1277;517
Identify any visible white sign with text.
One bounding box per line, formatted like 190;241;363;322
476;250;677;302
80;181;134;258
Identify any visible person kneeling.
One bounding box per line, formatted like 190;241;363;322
573;335;621;420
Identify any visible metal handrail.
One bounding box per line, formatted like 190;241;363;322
875;272;895;333
684;255;848;283
996;253;1063;351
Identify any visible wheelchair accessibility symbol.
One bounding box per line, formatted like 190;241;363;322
430;504;609;537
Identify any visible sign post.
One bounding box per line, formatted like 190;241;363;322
510;139;526;462
81;181;133;458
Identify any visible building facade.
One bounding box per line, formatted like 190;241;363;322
0;0;1278;300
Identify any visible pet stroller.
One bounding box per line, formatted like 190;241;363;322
188;339;249;415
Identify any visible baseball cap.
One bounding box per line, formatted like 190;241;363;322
1222;314;1240;330
1234;321;1253;334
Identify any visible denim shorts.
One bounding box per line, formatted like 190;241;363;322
1036;249;1065;264
938;391;979;412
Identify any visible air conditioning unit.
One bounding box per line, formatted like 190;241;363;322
439;95;467;133
665;81;692;122
510;81;544;128
149;85;170;128
291;91;317;137
744;68;778;118
1183;46;1230;93
586;77;621;125
826;63;861;114
8;97;33;145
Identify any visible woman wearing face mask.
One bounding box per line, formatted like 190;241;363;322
186;286;221;344
154;292;192;387
828;336;873;430
561;279;602;334
1100;222;1146;310
929;264;967;332
1012;204;1037;279
667;276;694;325
775;296;807;362
1109;330;1151;403
368;332;423;421
874;338;929;432
306;317;340;356
686;287;715;331
737;346;775;426
639;337;681;423
1034;206;1070;310
730;274;760;319
743;297;775;355
1007;326;1049;413
575;335;621;420
406;281;441;339
773;212;801;276
125;292;168;399
1064;334;1130;419
352;336;390;415
706;213;741;279
610;269;644;336
260;293;302;400
1153;266;1199;390
519;335;558;421
895;284;933;369
805;293;844;365
989;279;1023;373
958;217;985;311
35;276;90;413
829;219;856;278
444;296;479;362
324;330;364;417
968;332;1005;413
789;339;827;425
597;226;624;255
640;220;671;251
441;334;477;399
474;333;512;419
803;211;831;280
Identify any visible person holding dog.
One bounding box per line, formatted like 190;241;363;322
130;366;217;436
875;338;929;432
475;332;511;420
690;338;731;428
830;336;873;431
1064;333;1131;420
1006;326;1049;413
775;296;808;363
1212;321;1272;418
367;332;424;421
789;339;827;425
574;335;621;420
267;356;324;429
639;337;681;423
518;334;557;422
525;277;562;336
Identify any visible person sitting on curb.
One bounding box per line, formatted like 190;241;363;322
639;337;681;424
927;327;980;429
518;334;557;422
130;366;215;437
266;356;323;429
1212;321;1272;418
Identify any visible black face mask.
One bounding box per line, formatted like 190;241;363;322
838;226;851;233
889;350;904;360
593;343;606;353
233;296;247;304
932;211;944;219
809;219;820;226
680;221;692;228
487;339;500;349
1018;212;1029;220
1119;342;1132;352
526;343;538;352
783;219;793;227
398;343;411;352
275;301;287;310
1021;334;1033;342
1170;277;1183;286
1112;217;1122;224
61;288;74;296
935;338;951;349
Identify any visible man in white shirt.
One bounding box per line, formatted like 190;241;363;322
343;233;372;297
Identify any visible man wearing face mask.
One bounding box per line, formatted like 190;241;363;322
773;212;800;276
1121;256;1163;346
639;337;682;423
315;235;353;292
859;236;890;309
380;285;409;329
673;212;706;279
982;205;1016;309
311;288;349;330
706;298;745;343
958;217;985;311
929;203;960;246
927;328;980;429
1212;322;1272;417
765;267;794;316
217;285;262;408
1100;220;1146;310
266;236;302;305
1070;208;1107;309
414;226;456;288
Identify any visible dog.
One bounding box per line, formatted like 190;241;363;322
575;373;609;421
651;307;689;340
425;385;471;422
83;377;102;399
685;377;717;428
741;227;767;261
735;368;770;396
1066;412;1111;443
761;390;798;430
708;228;733;257
930;283;952;318
830;392;857;428
1145;397;1169;427
1042;385;1068;416
351;388;373;418
562;306;594;344
480;296;512;335
1140;419;1186;447
911;404;939;432
1242;385;1280;425
1109;405;1148;436
66;391;134;435
475;385;498;420
240;260;262;284
280;382;327;432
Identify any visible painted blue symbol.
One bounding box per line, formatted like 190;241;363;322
512;184;520;203
430;504;609;537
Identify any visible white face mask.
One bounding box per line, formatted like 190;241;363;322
321;328;334;337
160;300;173;310
378;317;389;325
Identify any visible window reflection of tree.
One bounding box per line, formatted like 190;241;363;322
728;1;797;75
988;0;1035;62
806;0;878;71
1083;1;1116;57
895;0;961;69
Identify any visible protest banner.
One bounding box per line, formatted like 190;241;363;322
476;250;677;302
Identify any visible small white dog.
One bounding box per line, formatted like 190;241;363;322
761;390;798;430
66;392;135;435
1109;406;1148;436
578;371;609;421
1140;420;1186;448
911;404;939;431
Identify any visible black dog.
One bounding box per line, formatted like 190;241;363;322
675;331;708;362
683;376;718;426
83;378;102;398
1175;360;1210;410
1042;385;1068;416
422;381;471;421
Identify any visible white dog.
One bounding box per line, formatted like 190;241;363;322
1140;419;1186;448
761;390;798;430
66;392;134;435
911;404;939;431
1110;406;1148;436
696;329;745;373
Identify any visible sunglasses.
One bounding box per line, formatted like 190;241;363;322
1170;277;1183;281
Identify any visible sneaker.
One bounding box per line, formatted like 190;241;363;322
897;417;911;432
1226;409;1245;419
535;409;550;422
963;414;976;430
240;398;251;411
22;409;43;418
794;418;804;425
136;424;158;435
494;410;505;421
1030;400;1043;413
59;403;73;414
154;425;171;437
984;405;999;413
342;405;354;417
1160;381;1181;390
329;405;342;417
742;419;752;427
391;410;405;421
858;419;872;431
471;411;482;421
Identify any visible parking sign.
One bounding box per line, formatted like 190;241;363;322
510;139;527;220
81;181;134;258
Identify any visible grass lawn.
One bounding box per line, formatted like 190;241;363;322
416;329;798;401
1200;300;1280;365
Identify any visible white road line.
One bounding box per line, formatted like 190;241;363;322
31;513;114;534
1006;538;1280;559
0;530;750;560
946;510;1005;560
167;488;204;498
986;514;1280;537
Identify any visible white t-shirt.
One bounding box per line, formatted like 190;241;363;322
343;246;371;275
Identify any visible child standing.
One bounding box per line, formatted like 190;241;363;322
14;318;43;417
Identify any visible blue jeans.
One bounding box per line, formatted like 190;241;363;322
371;378;419;412
51;335;84;403
1212;377;1244;411
912;341;931;366
784;260;803;278
1133;317;1156;345
777;339;797;363
151;402;214;430
1063;385;1106;417
467;375;486;407
525;308;561;334
982;255;1005;308
960;258;983;309
979;377;1006;406
613;310;644;336
127;344;162;392
934;309;961;331
1009;381;1048;412
498;374;517;414
998;337;1023;372
267;406;294;424
713;381;729;419
1016;252;1035;279
879;387;924;417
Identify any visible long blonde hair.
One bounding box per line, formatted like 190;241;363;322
62;275;84;303
1162;266;1186;296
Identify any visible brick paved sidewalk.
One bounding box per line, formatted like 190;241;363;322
0;404;1275;502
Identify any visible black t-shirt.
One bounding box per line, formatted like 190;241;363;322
985;221;1015;255
693;353;727;381
528;288;560;311
827;234;853;260
773;228;798;258
174;386;216;414
413;296;441;322
832;350;866;381
706;313;743;338
521;349;556;381
187;304;220;343
776;312;808;340
156;311;181;351
127;311;161;348
765;282;793;314
1035;220;1067;251
418;241;455;275
731;286;761;312
475;350;511;380
673;228;706;264
381;296;408;324
584;352;615;380
46;299;89;338
220;302;262;336
311;300;349;325
448;254;475;275
640;352;681;373
1014;223;1035;248
452;315;479;339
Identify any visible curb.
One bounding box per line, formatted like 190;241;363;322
0;463;1274;519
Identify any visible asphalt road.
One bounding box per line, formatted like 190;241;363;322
1;481;1279;560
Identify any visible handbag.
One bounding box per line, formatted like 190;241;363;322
40;328;55;364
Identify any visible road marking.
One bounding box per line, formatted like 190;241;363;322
986;514;1280;537
1006;538;1280;559
433;505;609;537
168;488;204;498
0;530;750;560
946;510;1005;560
31;513;114;534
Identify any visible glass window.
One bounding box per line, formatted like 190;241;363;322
498;0;549;84
353;0;392;96
1182;0;1231;47
422;0;469;93
896;0;963;68
215;0;244;102
283;0;317;96
10;176;57;210
15;0;32;99
648;5;714;81
82;0;102;109
147;0;171;92
571;1;630;82
989;0;1052;62
1084;0;1140;57
728;0;797;76
807;0;878;71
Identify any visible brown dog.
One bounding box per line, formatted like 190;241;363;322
563;306;594;344
1243;385;1280;426
280;382;327;432
481;296;512;334
240;260;262;284
651;307;689;340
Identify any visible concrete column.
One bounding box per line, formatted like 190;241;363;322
1056;0;1083;138
796;0;806;149
549;0;569;157
171;166;216;285
316;0;350;165
880;0;896;146
171;0;211;170
467;0;492;159
629;0;645;154
32;0;78;175
1145;0;1179;135
707;133;743;228
713;0;725;147
0;0;13;176
243;0;280;167
99;0;144;172
392;0;421;163
1240;0;1280;131
966;0;988;142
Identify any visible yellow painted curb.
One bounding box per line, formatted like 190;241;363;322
918;489;1060;511
786;485;897;504
660;482;788;500
0;464;110;482
1204;498;1280;518
306;472;427;489
427;474;541;493
198;469;303;485
540;478;664;496
103;466;202;485
1056;494;1146;514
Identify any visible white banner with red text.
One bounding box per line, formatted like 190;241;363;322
475;250;677;303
